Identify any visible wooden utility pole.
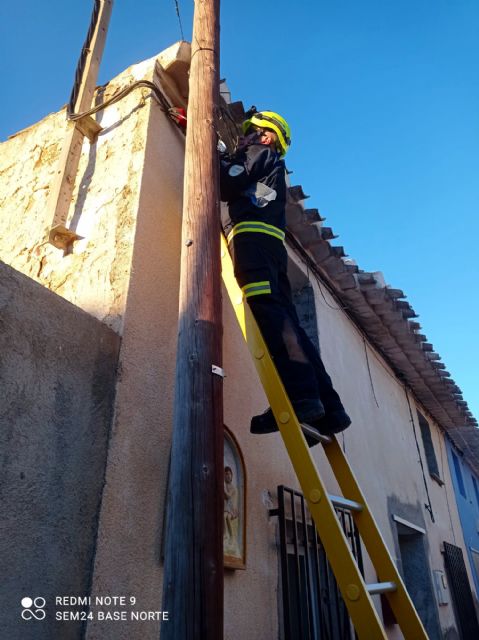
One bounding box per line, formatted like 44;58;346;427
161;0;223;638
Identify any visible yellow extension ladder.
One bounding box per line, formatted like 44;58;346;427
221;235;429;640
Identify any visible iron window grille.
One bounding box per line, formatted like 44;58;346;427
271;485;364;640
443;541;479;639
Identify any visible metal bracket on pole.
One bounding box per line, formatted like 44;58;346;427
211;365;226;378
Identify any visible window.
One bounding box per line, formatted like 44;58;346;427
417;411;442;484
292;284;320;353
274;486;359;639
395;518;442;638
472;476;479;510
470;548;479;584
443;542;479;638
451;450;466;498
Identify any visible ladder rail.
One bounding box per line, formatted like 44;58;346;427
221;236;428;640
322;437;429;639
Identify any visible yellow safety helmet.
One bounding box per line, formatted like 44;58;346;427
242;110;291;157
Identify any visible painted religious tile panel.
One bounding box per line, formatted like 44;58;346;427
224;427;246;569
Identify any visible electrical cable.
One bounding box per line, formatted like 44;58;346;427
439;431;457;544
289;215;458;523
316;276;346;311
286;230;397;382
286;228;385;409
404;388;435;523
285;227;449;411
286;230;349;312
218;103;239;129
363;337;380;408
67;1;185;131
173;0;185;40
287;203;446;517
68;0;102;117
68;79;183;130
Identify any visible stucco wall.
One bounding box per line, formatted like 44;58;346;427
285;248;468;638
0;261;120;640
0;56;155;333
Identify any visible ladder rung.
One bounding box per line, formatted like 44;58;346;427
329;495;363;513
366;582;397;595
300;422;332;444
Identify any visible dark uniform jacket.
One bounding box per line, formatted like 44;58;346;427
219;138;287;242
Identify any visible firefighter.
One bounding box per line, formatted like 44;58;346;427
219;110;351;442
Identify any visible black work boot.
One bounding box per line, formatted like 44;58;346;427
316;409;351;435
305;409;352;448
250;408;277;434
250;398;325;434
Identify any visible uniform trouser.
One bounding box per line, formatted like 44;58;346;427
229;232;344;410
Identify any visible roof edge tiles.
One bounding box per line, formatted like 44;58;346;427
221;100;478;466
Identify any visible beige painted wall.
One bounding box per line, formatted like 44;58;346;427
1;46;473;639
84;80;186;639
287;247;470;637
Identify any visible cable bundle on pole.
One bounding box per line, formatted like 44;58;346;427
67;0;102;117
66;1;185;131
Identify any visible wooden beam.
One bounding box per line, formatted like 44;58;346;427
48;0;113;250
161;0;223;638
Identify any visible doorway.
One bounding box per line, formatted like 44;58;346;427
396;518;442;640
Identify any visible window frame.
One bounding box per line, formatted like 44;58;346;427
451;450;467;498
416;410;443;486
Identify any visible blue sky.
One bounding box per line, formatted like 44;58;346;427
1;1;477;420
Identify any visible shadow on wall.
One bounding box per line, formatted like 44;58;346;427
68;87;146;242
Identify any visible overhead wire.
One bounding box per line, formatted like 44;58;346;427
286;229;398;385
68;79;184;129
290;221;457;491
439;431;457;544
363;337;380;408
405;388;435;523
286;229;382;406
173;0;185;40
68;0;102;118
286;230;349;312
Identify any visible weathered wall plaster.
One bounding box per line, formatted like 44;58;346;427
0;261;120;640
0;57;156;333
